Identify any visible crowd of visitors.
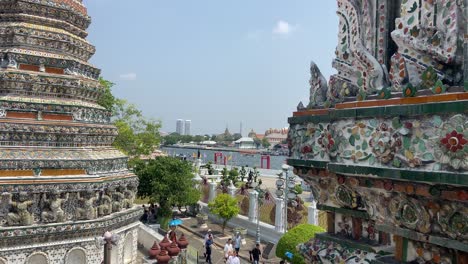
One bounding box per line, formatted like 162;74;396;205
139;203;158;223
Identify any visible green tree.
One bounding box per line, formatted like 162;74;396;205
97;78;116;112
163;133;181;145
276;224;325;264
192;135;204;143
208;194;240;234
228;167;239;184
261;137;271;148
232;133;242;141
98;78;161;158
134;157;201;228
253;138;261;148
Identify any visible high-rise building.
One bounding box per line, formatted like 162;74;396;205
176;119;184;135
184;120;191;135
0;1;140;262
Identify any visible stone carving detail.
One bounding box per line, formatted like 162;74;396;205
307;61;328;108
289;114;468;171
75;190;98;220
123;184;136;209
437;203;468;240
391;196;431;234
0;178;139;226
112;186;125;213
98;189;113;217
0;70;103;103
0;108;5;118
0;23;96;61
329;0;388;102
4;192;34;226
391;0;465;86
41;191;69;223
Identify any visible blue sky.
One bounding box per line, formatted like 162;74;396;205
84;1;338;135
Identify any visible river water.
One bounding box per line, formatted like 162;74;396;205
162;147;287;170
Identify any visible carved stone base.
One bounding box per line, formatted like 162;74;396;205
0;209;142;264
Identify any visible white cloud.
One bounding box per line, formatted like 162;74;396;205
273;20;295;35
119;72;137;81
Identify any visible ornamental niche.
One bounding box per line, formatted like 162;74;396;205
290;0;467;263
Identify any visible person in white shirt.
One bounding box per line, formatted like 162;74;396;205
234;232;242;254
226;251;240;264
224;238;233;261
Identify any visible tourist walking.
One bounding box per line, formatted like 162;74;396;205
204;229;213;258
205;234;213;264
224;238;234;262
250;243;261;264
234;232;242;254
226;251;240;264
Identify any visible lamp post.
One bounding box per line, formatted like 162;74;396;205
252;182;266;244
278;164;296;232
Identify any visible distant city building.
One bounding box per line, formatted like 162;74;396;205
234;137;256;149
264;128;288;145
184;120;191;135
176;119;184;135
248;128;288;144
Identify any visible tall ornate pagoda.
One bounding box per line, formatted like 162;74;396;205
0;0;140;263
288;0;467;263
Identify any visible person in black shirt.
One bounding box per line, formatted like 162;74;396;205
250;243;261;264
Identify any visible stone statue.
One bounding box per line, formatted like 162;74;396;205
75;190;98;220
308;61;328;108
123;184;136;209
4;192;34;226
112;187;125;213
98;189;112;217
41;191;69;223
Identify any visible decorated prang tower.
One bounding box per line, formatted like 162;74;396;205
0;0;140;263
289;0;467;263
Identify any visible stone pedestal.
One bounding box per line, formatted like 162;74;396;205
228;182;237;198
248;190;258;222
274;197;285;233
308;200;318;225
208;182;217;202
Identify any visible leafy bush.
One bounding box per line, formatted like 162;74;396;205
294;184;303;195
276;224;325;264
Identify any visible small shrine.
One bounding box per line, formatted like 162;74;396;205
0;0;140;263
288;0;467;263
